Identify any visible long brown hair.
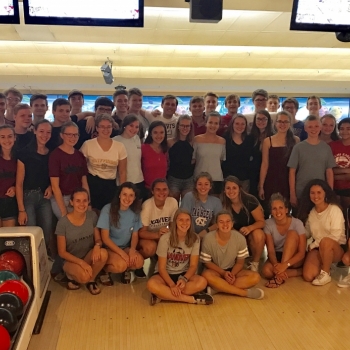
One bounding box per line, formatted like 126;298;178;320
110;182;140;227
275;111;296;158
250;110;274;146
169;209;198;248
0;125;15;158
225;114;248;141
174;114;194;143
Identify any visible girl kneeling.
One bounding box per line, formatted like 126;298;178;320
201;211;264;299
147;209;213;305
56;188;108;295
97;182;144;285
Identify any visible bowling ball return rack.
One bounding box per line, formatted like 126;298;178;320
0;227;51;350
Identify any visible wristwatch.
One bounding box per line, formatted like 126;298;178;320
95;242;102;247
287;262;291;267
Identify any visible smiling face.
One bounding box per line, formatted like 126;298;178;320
253;94;267;111
267;98;280;113
217;214;233;234
161;98;177;118
304;119;321;138
283;102;297;118
152;182;169;202
60;125;79;147
176;212;191;235
97;119;113;139
206;115;220;134
0;127;15;152
196;176;212;197
35;122;52;146
310;185;326;206
224;181;240;202
53;104;71;125
225;98;240;115
178;118;191;138
255;113;268;131
119;187;136;211
31;98;48;118
114;93;128;113
70;191;89;214
151;125;165;145
124;120;140;138
307;98;321;115
69;94;84;110
190;101;205;118
339;122;350;142
14;107;32;130
270;200;288;221
275;114;291;133
321;116;335;136
204;96;218;113
128;94;143;112
233;116;246;135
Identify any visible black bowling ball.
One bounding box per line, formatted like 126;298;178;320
0;307;18;334
0;292;24;318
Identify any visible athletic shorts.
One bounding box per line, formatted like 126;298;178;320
168;175;193;194
334;188;350;197
154;272;186;284
0;197;18;221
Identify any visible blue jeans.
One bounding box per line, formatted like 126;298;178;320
24;189;53;246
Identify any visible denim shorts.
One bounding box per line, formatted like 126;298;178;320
168;175;193;194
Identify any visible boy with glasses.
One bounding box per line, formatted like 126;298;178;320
4;87;23;127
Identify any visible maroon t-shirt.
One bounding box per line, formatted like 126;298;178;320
217;113;233;137
193;116;207;136
0;157;16;198
49;148;88;195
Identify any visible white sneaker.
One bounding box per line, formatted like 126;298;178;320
312;270;331;286
207;286;219;296
247;262;259;272
337;273;350;288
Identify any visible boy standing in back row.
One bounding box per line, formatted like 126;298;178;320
288;115;336;208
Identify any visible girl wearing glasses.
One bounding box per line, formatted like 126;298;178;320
259;111;299;207
49;121;90;219
248;110;274;198
80;114;127;212
221;114;253;192
167;115;195;202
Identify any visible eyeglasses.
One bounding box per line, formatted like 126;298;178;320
98;126;113;130
256;117;268;122
97;107;113;113
276;120;290;125
63;133;79;138
254;98;267;102
179;125;191;129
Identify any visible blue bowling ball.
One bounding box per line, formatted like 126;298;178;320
0;270;19;285
0;307;18;334
0;292;24;318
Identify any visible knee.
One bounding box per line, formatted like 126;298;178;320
142;241;157;258
100;248;108;263
342;252;350;266
286;230;299;240
261;264;274;279
249;271;261;285
319;237;333;250
135;255;144;269
146;278;158;293
302;269;315;282
109;259;128;273
194;276;207;290
251;229;265;243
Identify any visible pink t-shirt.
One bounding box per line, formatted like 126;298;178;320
49;148;88;195
0;157;16;198
330;140;350;190
141;144;167;189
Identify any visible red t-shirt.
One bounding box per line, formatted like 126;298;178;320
330;140;350;190
49;148;88;195
0;157;16;198
193;115;207;136
217;113;233;136
141;144;167;189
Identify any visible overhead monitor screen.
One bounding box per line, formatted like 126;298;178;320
23;0;144;27
0;0;20;24
290;0;350;32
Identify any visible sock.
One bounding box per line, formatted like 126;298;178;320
247;288;264;300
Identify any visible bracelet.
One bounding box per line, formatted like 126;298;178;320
95;243;102;247
179;275;188;283
19;210;26;213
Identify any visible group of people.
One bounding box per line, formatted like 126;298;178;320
0;86;350;304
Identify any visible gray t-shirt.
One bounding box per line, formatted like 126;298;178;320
55;211;98;259
200;230;249;270
180;192;222;233
193;142;226;181
155;232;200;275
264;217;305;252
287;140;336;198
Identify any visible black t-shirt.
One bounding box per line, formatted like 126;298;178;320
14;132;35;153
17;150;50;193
46;126;62;152
168;140;194;179
229;194;260;231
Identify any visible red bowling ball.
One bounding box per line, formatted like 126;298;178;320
0;250;25;275
0;280;29;306
0;324;11;350
0;261;12;272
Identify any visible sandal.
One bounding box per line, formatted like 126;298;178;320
99;271;114;286
67;278;80;290
265;277;285;288
86;281;101;295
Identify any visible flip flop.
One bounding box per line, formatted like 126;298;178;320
86;281;101;295
265;277;285;288
67;278;80;290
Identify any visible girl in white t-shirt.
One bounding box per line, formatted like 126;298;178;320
298;179;346;286
147;208;213;305
114;115;147;201
262;193;306;288
80;114;127;212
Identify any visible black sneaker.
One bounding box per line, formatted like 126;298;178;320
134;268;147;278
193;293;214;305
121;270;131;284
150;294;161;306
